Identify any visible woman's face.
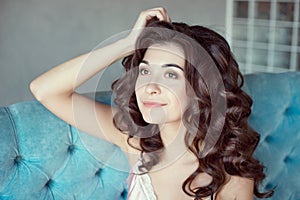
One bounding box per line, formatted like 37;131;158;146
135;43;190;126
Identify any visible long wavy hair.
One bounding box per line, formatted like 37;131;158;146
112;18;274;199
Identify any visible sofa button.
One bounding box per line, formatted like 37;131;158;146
68;144;76;154
284;106;293;115
283;156;292;163
45;179;53;188
265;183;273;190
95;168;102;176
14;155;22;164
121;190;127;198
264;135;273;143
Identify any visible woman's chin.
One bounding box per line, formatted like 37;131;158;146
143;116;166;125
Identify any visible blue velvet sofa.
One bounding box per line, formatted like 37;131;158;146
1;72;300;200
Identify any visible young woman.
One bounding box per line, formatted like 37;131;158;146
30;7;273;200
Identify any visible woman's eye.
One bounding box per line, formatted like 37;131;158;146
165;72;177;79
139;68;150;75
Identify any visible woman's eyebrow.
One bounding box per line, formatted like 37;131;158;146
162;64;184;71
140;60;149;65
140;60;184;71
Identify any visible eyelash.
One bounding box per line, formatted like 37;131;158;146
139;68;150;75
138;67;178;79
165;72;178;79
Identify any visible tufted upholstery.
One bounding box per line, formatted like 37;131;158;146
0;72;300;199
0;93;129;200
243;72;300;200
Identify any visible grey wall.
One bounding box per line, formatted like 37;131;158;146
0;0;226;106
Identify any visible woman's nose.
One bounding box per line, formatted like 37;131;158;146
145;83;161;95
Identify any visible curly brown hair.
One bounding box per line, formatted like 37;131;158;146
112;18;274;199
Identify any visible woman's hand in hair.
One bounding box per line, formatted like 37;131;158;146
126;7;171;43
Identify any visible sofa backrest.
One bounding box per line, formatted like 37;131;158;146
244;72;300;200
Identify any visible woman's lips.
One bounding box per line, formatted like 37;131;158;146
143;101;167;108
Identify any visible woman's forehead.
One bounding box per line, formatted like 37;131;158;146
147;43;184;55
142;43;185;67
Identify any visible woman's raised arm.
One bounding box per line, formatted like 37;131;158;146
30;38;134;147
30;7;171;150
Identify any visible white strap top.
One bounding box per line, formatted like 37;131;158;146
126;161;213;200
127;161;157;200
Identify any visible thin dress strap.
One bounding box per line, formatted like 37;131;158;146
126;161;157;200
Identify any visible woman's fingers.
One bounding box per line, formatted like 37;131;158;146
133;7;171;30
145;7;170;22
125;7;171;49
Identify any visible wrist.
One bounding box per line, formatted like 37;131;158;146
117;37;136;57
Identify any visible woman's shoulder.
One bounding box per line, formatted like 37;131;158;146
218;175;254;200
118;136;142;167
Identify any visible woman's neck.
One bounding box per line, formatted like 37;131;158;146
154;120;192;169
159;120;185;145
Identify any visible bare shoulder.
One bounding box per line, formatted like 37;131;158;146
218;175;254;200
94;105;135;152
